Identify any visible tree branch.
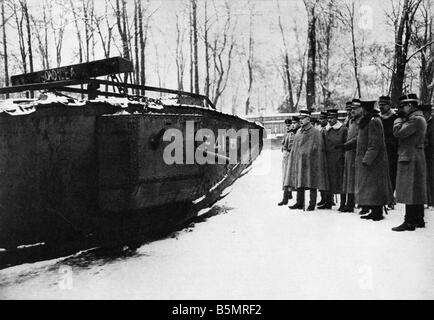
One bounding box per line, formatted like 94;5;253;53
406;40;434;62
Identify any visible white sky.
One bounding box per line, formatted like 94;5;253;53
5;0;400;113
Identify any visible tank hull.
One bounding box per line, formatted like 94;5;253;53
0;102;262;267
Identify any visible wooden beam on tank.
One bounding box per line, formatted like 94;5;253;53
10;57;133;86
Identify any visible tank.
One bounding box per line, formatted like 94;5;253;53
0;57;263;268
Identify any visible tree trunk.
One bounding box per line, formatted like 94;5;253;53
192;0;199;94
350;15;361;98
245;6;254;115
305;0;317;111
83;0;90;62
204;0;210;98
2;0;9;98
390;0;422;105
22;0;33;97
70;0;84;98
189;1;193;92
138;0;146;94
276;0;294;112
134;0;139;93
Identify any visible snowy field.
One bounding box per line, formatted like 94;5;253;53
0;148;433;300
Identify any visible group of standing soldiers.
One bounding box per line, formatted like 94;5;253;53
279;94;434;232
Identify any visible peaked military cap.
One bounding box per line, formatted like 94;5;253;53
327;109;339;117
399;93;419;105
320;111;328;118
361;100;380;113
351;99;362;108
345;101;352;109
299;109;311;117
378;96;391;105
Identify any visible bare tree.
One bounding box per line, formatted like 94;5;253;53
20;0;34;97
245;1;256;115
292;11;307;109
276;0;295;113
2;0;9;97
203;0;210;97
31;0;50;70
388;0;423;105
189;0;193;92
175;7;187;91
10;1;27;73
191;0;199;94
304;0;319;111
82;0;96;62
70;0;84;63
134;0;139;89
94;0;114;58
139;1;155;93
48;2;67;67
22;0;33;73
335;0;362;98
411;0;434;103
114;0;131;83
209;0;237;108
317;0;336;108
114;0;130;60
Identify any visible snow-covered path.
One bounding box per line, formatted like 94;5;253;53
1;148;433;300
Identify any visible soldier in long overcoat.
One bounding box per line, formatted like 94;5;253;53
343;101;352;128
340;104;359;212
317;111;328;206
378;96;398;209
420;104;434;207
279;117;300;205
319;109;348;210
287;110;328;211
392;94;427;231
355;101;394;221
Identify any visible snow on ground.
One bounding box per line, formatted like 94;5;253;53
0;148;433;300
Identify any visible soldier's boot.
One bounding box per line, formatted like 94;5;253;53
289;189;304;210
317;203;332;209
415;221;426;228
360;206;383;220
318;193;332;209
317;191;326;206
289;203;304;210
343;194;355;212
392;222;416;231
359;206;370;215
371;206;384;221
278;190;291;206
393;205;418;231
338;194;347;212
414;205;425;228
306;189;317;211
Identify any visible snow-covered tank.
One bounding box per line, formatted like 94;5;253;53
0;57;263;268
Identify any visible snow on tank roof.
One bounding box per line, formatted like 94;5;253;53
88;96;163;110
0;92;164;116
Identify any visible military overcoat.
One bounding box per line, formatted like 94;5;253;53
285;123;328;191
355;115;394;206
393;110;427;205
